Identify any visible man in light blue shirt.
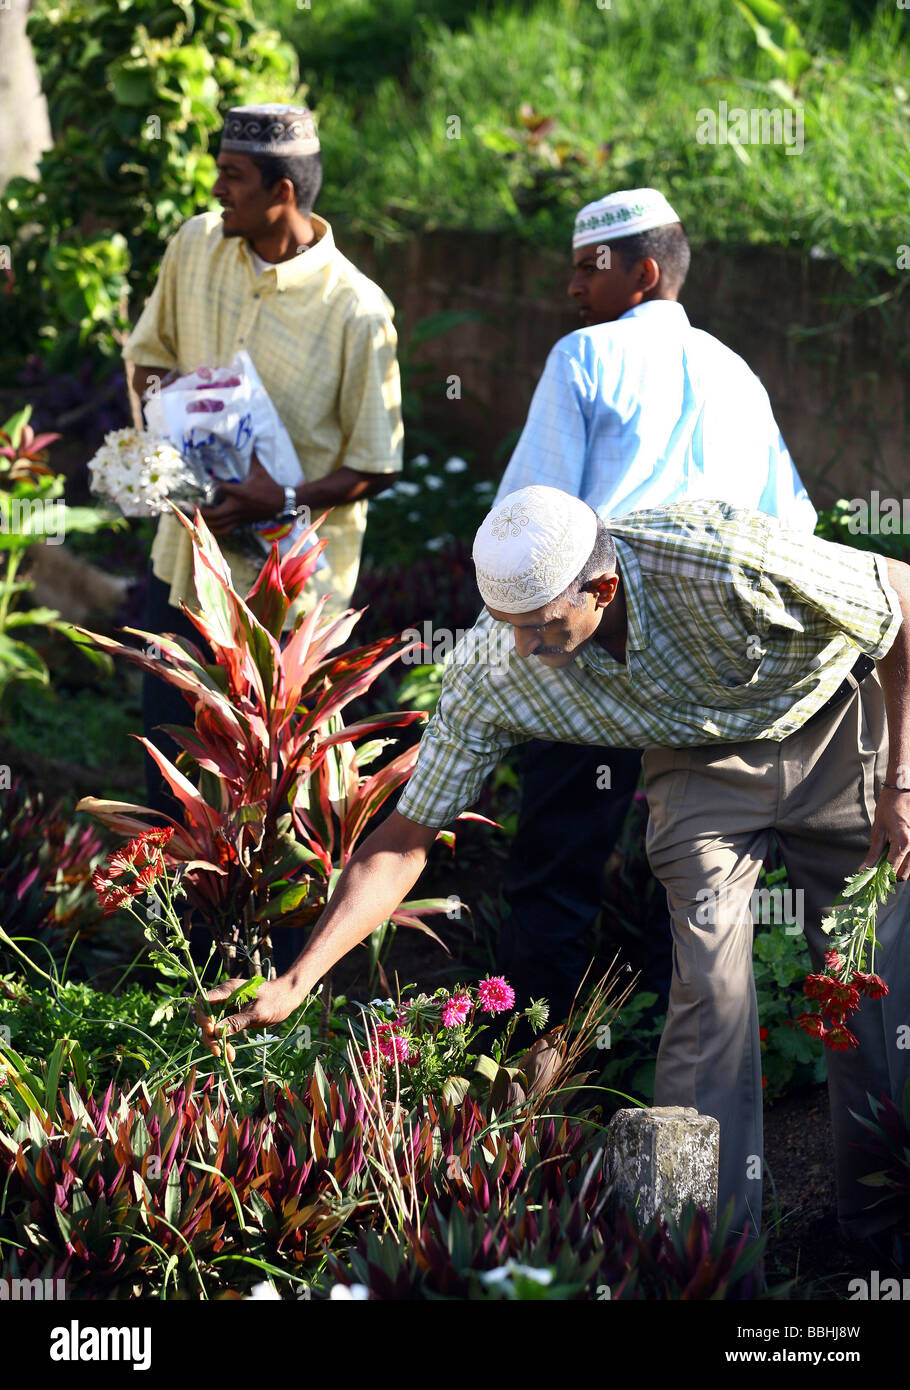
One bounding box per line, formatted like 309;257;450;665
495;187;816;1027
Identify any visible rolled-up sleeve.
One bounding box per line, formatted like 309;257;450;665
396;664;516;828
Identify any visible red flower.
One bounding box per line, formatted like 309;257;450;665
820;980;861;1017
759;1026;768;1044
804;974;830;1002
761;1075;767;1090
824;949;843;971
853;972;889;999
91;826;172;914
796;1011;828;1040
144;827;175;849
825;1023;859;1051
108;841;141;874
91;871;135;916
135;862;161;890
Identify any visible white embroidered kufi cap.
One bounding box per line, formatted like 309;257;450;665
573;187;680;250
473;486;598;614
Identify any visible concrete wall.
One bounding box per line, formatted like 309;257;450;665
348;230;910;508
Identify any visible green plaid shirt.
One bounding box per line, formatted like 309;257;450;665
397;502;902;828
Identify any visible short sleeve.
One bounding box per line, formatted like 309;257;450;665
123;230;182;369
396;663;516;828
336;306;404;474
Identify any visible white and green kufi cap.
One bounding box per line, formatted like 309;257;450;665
220;104;320;157
473;486;598;614
573;187;679;250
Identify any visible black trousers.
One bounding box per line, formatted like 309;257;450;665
497;740;673;1023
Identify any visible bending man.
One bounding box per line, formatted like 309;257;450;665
199;485;910;1247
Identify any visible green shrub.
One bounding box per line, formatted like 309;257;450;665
1;0;300;373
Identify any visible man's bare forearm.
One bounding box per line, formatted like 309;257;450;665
283;810;439;1001
295;465;396;510
877;559;910;785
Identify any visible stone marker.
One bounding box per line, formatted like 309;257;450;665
605;1105;719;1226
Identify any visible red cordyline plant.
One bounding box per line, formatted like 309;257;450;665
0;405;60;484
797;851;894;1051
0;1061;372;1298
76;507;480;975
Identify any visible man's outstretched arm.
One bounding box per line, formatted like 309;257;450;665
197;810;439;1057
865;557;910;879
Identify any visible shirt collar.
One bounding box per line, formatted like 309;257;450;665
576;539;649;672
618;299;690;327
240;213;336;291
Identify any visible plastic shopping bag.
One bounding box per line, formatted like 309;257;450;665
144;350;323;563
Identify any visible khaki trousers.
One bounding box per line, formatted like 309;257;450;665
642;672;910;1239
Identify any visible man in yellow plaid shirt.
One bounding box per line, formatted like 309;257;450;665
124;103;403;823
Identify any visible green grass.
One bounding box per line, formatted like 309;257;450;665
3;679;144;794
257;0;910;277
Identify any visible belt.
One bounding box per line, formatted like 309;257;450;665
803;652;875;727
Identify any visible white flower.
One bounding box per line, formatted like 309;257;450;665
411;453;431;468
444;457;469;474
87;428;199;518
474;480;495;494
477;1261;553;1287
330;1283;370;1300
393;480;420;497
246;1281;282;1300
425;535;450;552
422;475;443;490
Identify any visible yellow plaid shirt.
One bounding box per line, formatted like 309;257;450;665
397;502;903;828
123;211;403;616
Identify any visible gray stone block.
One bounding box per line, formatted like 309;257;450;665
605;1105;720;1226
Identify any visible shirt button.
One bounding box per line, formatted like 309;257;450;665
253;292;260;299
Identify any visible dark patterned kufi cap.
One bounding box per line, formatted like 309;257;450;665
220;104;320;157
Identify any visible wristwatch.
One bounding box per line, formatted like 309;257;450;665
279;485;299;522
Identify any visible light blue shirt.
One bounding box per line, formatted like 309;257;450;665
495;301;816;531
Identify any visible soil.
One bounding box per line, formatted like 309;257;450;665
761;1083;848;1294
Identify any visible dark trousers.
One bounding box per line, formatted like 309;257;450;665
497;740;673;1023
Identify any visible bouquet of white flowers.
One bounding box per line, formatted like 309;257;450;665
87;429;221;518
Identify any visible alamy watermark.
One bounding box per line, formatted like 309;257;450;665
400;621;511;668
0;1274;67;1300
0;498;66;544
696;101;804;156
694;884;805;934
843;492;910;536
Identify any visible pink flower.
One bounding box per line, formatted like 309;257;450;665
477;976;516;1015
442;992;472;1029
364;1023;417;1069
